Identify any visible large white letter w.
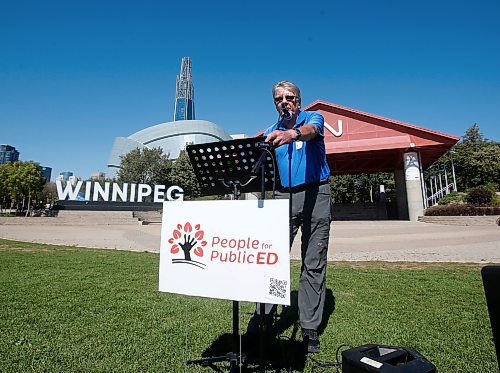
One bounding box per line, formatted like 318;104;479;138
56;180;83;200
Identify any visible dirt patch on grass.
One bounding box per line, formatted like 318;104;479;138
0;245;53;253
330;261;485;270
291;259;484;270
337;291;356;297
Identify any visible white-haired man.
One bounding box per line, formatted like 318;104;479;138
248;81;331;353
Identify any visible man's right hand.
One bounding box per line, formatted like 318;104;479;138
265;129;299;147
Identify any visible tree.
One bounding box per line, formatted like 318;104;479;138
0;164;11;213
117;147;172;185
329;173;395;203
329;174;356;203
449;123;500;191
169;150;200;199
18;162;46;215
0;161;45;214
6;162;24;210
462;123;487;145
39;182;58;206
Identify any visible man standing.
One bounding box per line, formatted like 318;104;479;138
264;80;332;353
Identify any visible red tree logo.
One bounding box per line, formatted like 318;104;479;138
168;222;207;269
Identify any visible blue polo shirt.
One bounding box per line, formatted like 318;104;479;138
264;110;331;189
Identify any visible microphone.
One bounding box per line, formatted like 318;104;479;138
281;102;291;120
251;142;274;175
251;151;268;176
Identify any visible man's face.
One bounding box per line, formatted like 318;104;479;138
273;87;299;118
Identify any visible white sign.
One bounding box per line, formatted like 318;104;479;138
404;152;421;181
159;200;290;305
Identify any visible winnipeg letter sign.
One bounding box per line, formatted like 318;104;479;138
56;180;184;202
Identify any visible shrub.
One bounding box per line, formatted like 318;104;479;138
483;182;500;206
466;187;494;205
425;204;500;216
484;182;499;193
437;192;464;205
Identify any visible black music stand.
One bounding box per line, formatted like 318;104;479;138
186;137;279;372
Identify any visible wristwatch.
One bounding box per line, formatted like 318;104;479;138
294;128;302;141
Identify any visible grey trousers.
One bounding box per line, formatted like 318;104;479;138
256;183;331;331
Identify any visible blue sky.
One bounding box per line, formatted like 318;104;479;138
1;0;499;180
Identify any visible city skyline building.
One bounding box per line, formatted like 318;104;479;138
58;171;74;182
39;166;52;181
173;57;195;121
68;175;81;186
90;171;106;181
0;144;20;164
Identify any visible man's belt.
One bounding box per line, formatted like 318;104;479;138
280;179;329;193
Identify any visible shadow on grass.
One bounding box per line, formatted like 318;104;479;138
197;332;307;371
197;289;335;371
273;288;336;337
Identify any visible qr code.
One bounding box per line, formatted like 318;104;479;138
269;278;287;299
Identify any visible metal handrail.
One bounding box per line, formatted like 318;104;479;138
426;183;454;202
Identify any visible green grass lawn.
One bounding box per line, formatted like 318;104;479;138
0;238;496;372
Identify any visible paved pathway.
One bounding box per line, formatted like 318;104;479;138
1;219;498;263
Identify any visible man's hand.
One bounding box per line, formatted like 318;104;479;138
265;129;299;147
265;124;318;147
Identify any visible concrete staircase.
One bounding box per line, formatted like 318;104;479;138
332;203;388;220
133;211;162;225
0;210;139;226
418;215;500;226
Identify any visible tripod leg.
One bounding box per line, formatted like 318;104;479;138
232;300;241;371
259;303;266;371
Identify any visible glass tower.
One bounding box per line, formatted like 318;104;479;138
173;57;195;121
60;171;73;181
39;166;52;181
0;144;20;164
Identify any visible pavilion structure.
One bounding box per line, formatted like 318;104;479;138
269;100;460;221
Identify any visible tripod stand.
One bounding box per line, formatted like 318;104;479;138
185;137;279;372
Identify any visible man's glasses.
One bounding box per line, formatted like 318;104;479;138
274;95;296;104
